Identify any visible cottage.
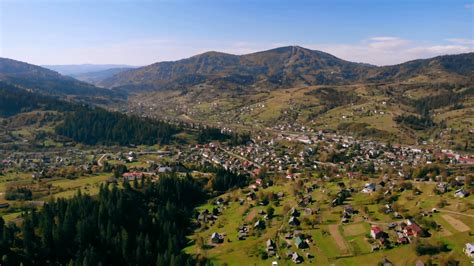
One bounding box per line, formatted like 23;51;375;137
266;239;276;256
211;232;223;244
157;166;172;173
397;236;409;245
362;183;376;193
344;205;354;215
295;236;309;249
454;188;469;198
289;216;300;226
404;221;423;237
464;243;474;258
370;226;385;239
122;172;144;181
436;182;448;194
291;252;304;264
254;220;266;230
290;208;300;217
246;192;257;201
371;244;380;252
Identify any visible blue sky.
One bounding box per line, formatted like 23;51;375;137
1;0;473;65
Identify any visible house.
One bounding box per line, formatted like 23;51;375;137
122;172;144;181
371;244;380;252
344;205;354;215
126;151;137;162
404;221;423;237
238;226;248;240
436;182;448;193
254;220;266;230
246;192;256;201
295;236;309;249
458;157;474;164
291;252;304;264
370;226;385;239
454;188;469;198
211;232;223;244
289;216;300;226
464;243;474;258
266;239;276;256
290;208;300;217
362;183;376;193
397;236;409;245
157;166;172;173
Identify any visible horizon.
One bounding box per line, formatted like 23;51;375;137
1;0;473;66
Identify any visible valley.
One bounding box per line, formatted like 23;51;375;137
0;47;472;265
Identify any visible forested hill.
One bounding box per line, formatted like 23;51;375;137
0;82;73;117
0;83;246;146
0;57;123;99
101;47;473;92
55;108;180;146
0;175;207;265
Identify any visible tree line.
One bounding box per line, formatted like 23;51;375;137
0;174;208;265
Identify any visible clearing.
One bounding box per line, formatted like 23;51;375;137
329;224;349;254
343;223;366;237
441;215;470;232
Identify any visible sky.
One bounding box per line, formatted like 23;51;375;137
0;0;473;66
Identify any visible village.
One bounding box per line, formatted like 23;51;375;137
187;164;473;265
0;128;472;265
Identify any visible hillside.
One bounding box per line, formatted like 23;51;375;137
366;53;474;83
0;58;122;99
108;48;473;149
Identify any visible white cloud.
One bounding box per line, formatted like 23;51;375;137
367;37;411;50
307;37;473;65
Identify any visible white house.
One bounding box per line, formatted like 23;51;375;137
464;243;474;258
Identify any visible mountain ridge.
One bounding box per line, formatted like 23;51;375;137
100;46;473;92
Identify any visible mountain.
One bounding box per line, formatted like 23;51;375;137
366;53;474;83
0;58;123;99
70;67;134;86
42;64;136;76
100;46;375;91
107;47;472;148
101;46;473;92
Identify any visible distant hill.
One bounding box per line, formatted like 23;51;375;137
71;67;135;86
42;64;136;76
100;46;375;91
0;58;124;99
365;53;474;83
101;46;473;92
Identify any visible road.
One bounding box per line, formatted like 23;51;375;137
438;209;474;218
97;153;111;167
